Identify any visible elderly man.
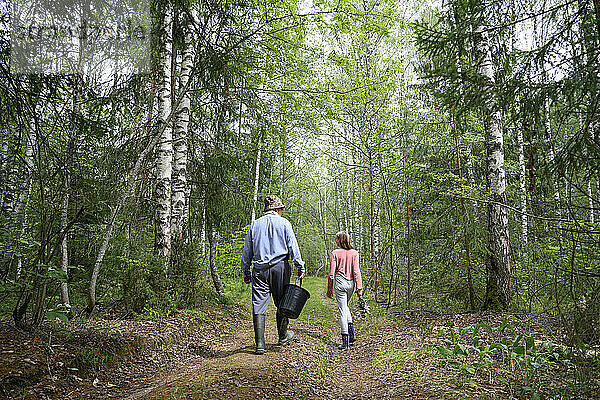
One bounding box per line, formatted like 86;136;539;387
241;195;305;354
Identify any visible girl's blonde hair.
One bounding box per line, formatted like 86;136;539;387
336;231;354;250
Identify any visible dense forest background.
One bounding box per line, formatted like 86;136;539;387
1;0;599;355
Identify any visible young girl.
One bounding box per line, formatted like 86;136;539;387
326;231;363;349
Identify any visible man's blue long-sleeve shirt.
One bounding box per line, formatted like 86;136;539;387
241;211;305;278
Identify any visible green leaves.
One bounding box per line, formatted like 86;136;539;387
46;310;68;323
46;266;68;283
434;319;576;396
436;345;453;357
45;303;71;323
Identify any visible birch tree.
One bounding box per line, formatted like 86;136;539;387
11;118;36;280
545;97;562;223
516;113;528;249
171;15;194;243
155;1;174;272
473;23;512;310
251;142;262;221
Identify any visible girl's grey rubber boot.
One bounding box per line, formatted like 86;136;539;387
348;322;356;344
338;333;349;349
253;314;266;354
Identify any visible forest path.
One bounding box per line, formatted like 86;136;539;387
126;277;439;400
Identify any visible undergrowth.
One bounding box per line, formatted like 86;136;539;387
434;317;600;398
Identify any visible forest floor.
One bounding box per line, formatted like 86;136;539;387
1;277;597;400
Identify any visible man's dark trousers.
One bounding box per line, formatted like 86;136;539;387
252;260;291;315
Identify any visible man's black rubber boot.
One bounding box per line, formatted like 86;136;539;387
276;312;295;345
338;333;349;350
348;322;356;345
253;314;266;354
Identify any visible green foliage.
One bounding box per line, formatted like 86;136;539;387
171;242;203;308
101;252;163;314
76;345;109;369
45;303;71;324
435;317;598;397
215;228;246;282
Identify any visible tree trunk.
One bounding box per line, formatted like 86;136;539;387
60;75;82;307
368;154;381;295
346;149;353;234
593;0;600;43
316;188;330;277
405;177;411;309
0;132;8;209
578;114;596;224
517;120;528;247
454;122;475;310
517;115;530;308
201;190;207;253
59;188;70;305
171;17;194;243
251;142;262;221
1;137;19;278
85;70;181;314
594;120;600;222
86;111;165;314
545;97;562;224
1;140;17;220
155;2;174;273
281;128;286;197
209;226;224;295
9;119;37;280
474;24;512;310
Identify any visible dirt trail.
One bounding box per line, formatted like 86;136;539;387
4;276;586;399
2;279;514;399
127;284;412;400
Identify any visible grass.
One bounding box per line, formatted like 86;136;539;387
229;276;337;329
295;277;337;331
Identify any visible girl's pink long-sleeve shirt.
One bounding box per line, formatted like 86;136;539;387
329;248;363;289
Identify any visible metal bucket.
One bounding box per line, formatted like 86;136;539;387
279;278;310;319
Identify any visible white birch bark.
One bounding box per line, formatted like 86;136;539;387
516;122;528;247
545;97;561;223
1;150;17;219
597;147;600;223
60;136;75;306
587;177;594;224
577;113;595;224
155;3;174;270
593;119;600;222
171;17;194;242
316;189;330;277
372;170;380;268
11;119;37;280
0;132;8;206
0;139;17;276
251;144;261;221
587;120;595;224
201;189;207;253
60;73;82;307
357;151;364;255
346;160;352;234
12;127;35;234
474;25;512;309
59;187;70;305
